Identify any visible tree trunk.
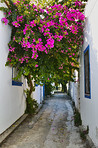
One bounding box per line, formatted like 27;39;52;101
25;74;38;114
27;74;34;97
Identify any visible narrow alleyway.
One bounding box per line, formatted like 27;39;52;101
0;93;87;148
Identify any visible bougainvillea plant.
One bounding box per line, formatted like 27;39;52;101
0;0;85;113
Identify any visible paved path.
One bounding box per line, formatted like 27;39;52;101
0;93;87;148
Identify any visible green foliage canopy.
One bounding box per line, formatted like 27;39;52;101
0;0;85;83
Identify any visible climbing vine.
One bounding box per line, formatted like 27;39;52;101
0;0;85;113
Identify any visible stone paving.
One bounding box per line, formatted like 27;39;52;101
0;93;88;148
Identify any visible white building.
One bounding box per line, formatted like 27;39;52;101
67;0;98;146
33;84;45;104
67;70;80;110
80;0;98;146
69;0;98;147
0;2;26;134
0;2;44;135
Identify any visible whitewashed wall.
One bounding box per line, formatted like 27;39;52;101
80;0;98;146
33;85;44;104
67;70;80;110
0;2;45;135
0;2;26;134
26;79;44;104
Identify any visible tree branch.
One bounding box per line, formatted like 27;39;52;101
4;0;10;8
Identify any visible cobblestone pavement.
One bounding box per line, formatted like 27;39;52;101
0;93;88;148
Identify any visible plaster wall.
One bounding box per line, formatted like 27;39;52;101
68;70;80;110
0;2;44;134
33;85;44;104
0;2;26;134
80;0;98;146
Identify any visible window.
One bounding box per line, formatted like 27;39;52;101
84;45;91;98
12;68;23;86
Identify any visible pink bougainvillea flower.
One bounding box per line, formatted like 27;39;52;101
57;35;63;41
19;57;25;63
33;39;35;42
26;59;29;63
45;38;54;49
7;58;11;62
17;0;20;3
38;38;42;42
34;54;38;59
71;63;74;66
59;66;63;69
8;10;12;15
31;53;38;59
75;0;82;6
30;20;36;27
13;2;16;5
70;25;78;34
9;47;15;52
0;1;85;82
12;21;20;27
26;41;31;48
1;17;8;25
31;53;35;59
23;24;30;34
63;30;68;35
13;36;15;41
35;64;38;67
17;15;24;22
